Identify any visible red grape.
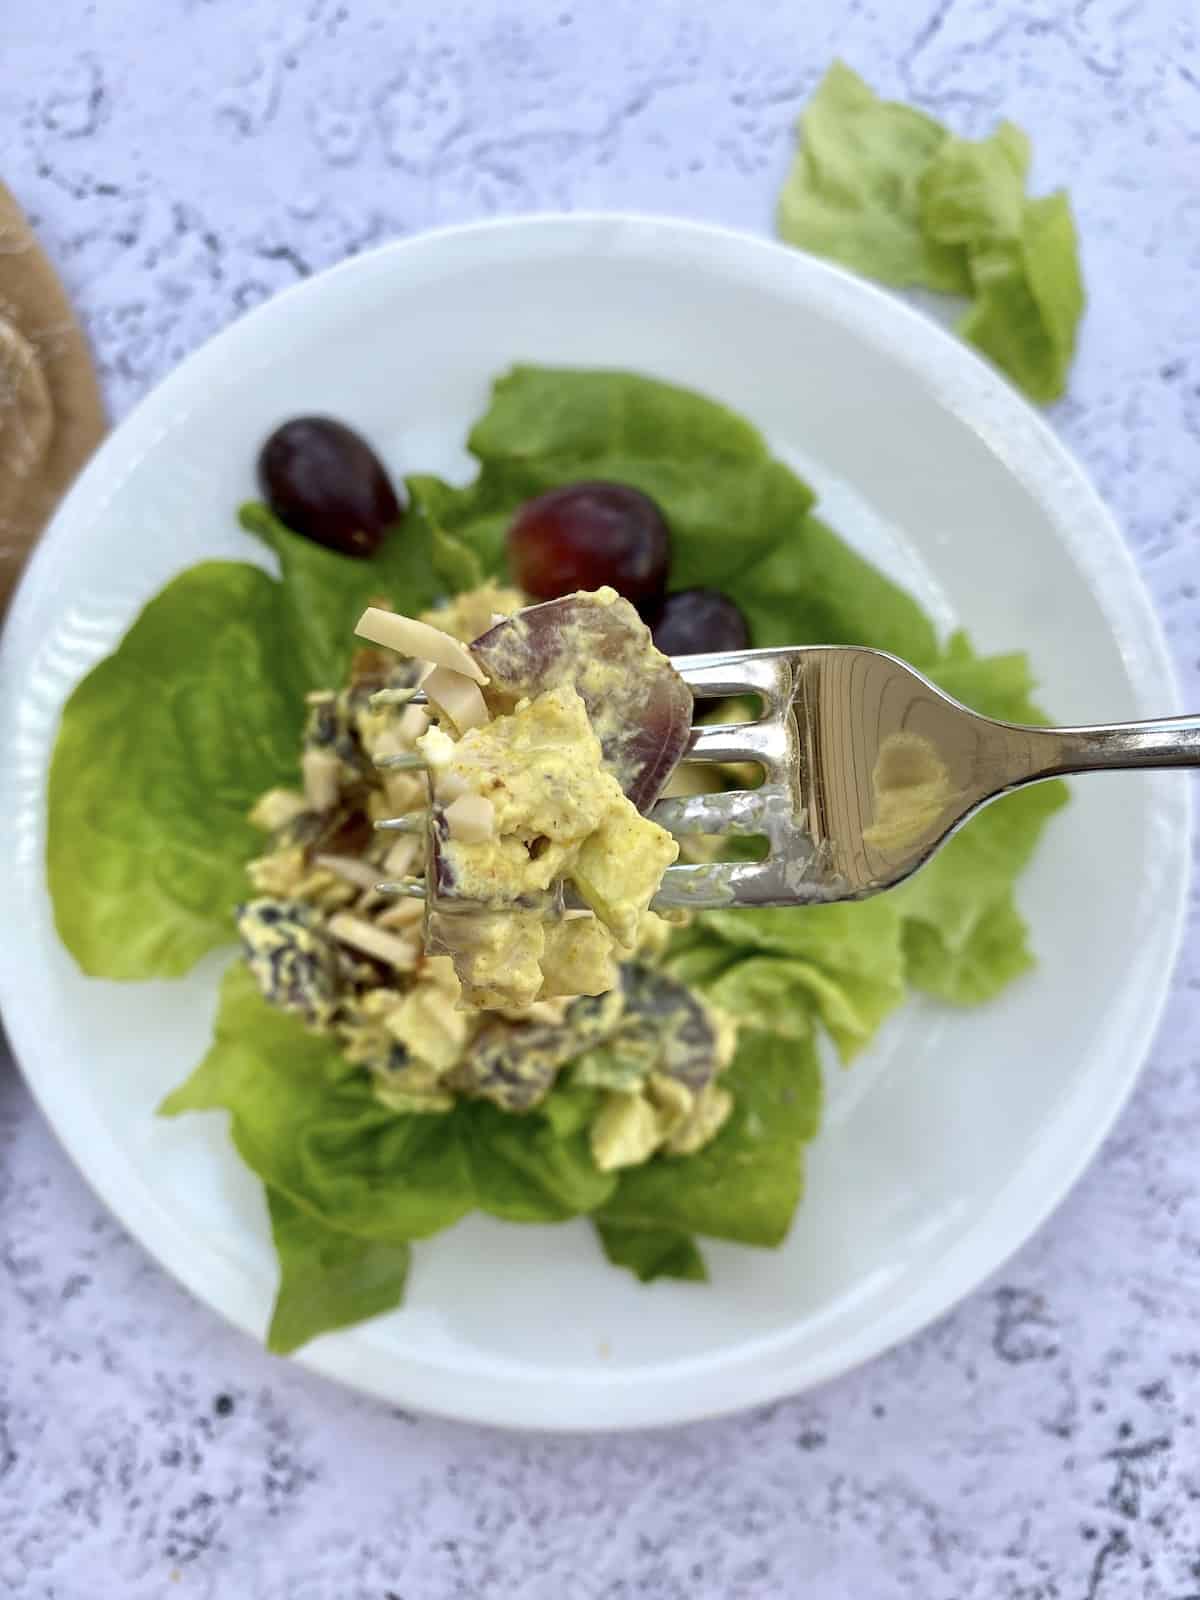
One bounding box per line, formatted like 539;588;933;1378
506;481;670;607
651;588;751;657
258;416;403;558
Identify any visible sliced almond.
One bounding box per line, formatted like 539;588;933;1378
376;897;426;931
382;772;427;815
328;913;420;971
301;749;341;812
248;787;309;832
435;769;468;803
398;704;431;743
423;665;489;733
383;835;421;877
444;793;495;843
313;854;382;891
355;608;487;684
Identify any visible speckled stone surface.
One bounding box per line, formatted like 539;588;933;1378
4;1;1200;1594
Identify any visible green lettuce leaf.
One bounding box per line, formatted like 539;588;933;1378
918;121;1030;246
162;963;616;1239
671;898;906;1063
891;780;1067;1003
776;63;1084;402
952;193;1084;404
47;562;305;978
776;60;970;294
161;963;474;1241
927;629;1050;725
438;365;817;591
597;1029;822;1248
422;367;939;666
902;890;1037;1006
733;512;940;664
239;499;449;688
462;1088;615;1221
594;1221;708;1283
265;1188;410;1354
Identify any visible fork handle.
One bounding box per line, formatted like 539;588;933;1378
1015;715;1200;781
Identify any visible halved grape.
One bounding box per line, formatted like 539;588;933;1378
470;591;692;811
258;416;403;557
650;588;751;657
506;482;670;608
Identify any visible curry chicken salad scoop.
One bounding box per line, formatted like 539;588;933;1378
238;584;736;1175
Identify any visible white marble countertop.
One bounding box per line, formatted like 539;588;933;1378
4;1;1200;1593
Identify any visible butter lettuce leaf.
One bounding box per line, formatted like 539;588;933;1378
162;963;618;1239
462;1088;615;1221
777;63;1084;402
426;366;939;666
161;963;474;1242
777;60;970;293
597;1029;822;1248
892;781;1067;1002
952;193;1084;404
239;498;450;688
918;121;1030;246
669;898;906;1064
266;1189;411;1355
902;890;1037;1006
47;562;305;978
595;1221;708;1283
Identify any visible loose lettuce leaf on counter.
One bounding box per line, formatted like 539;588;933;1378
597;1029;822;1248
776;59;970;294
921;128;1083;403
266;1189;411;1355
595;1221;708;1284
952;193;1084;404
47;563;306;979
776;63;1084;401
919;121;1031;245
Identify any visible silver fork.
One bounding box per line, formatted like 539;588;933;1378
378;645;1198;911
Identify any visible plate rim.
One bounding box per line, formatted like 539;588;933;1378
0;210;1189;1430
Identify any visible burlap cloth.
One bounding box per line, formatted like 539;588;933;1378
0;181;106;614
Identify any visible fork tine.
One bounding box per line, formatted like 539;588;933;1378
673;651;791;704
684;724;768;764
375;864;751;912
652;860;760;910
650;791;768;835
398;651;787;708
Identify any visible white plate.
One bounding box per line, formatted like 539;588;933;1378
0;215;1187;1431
